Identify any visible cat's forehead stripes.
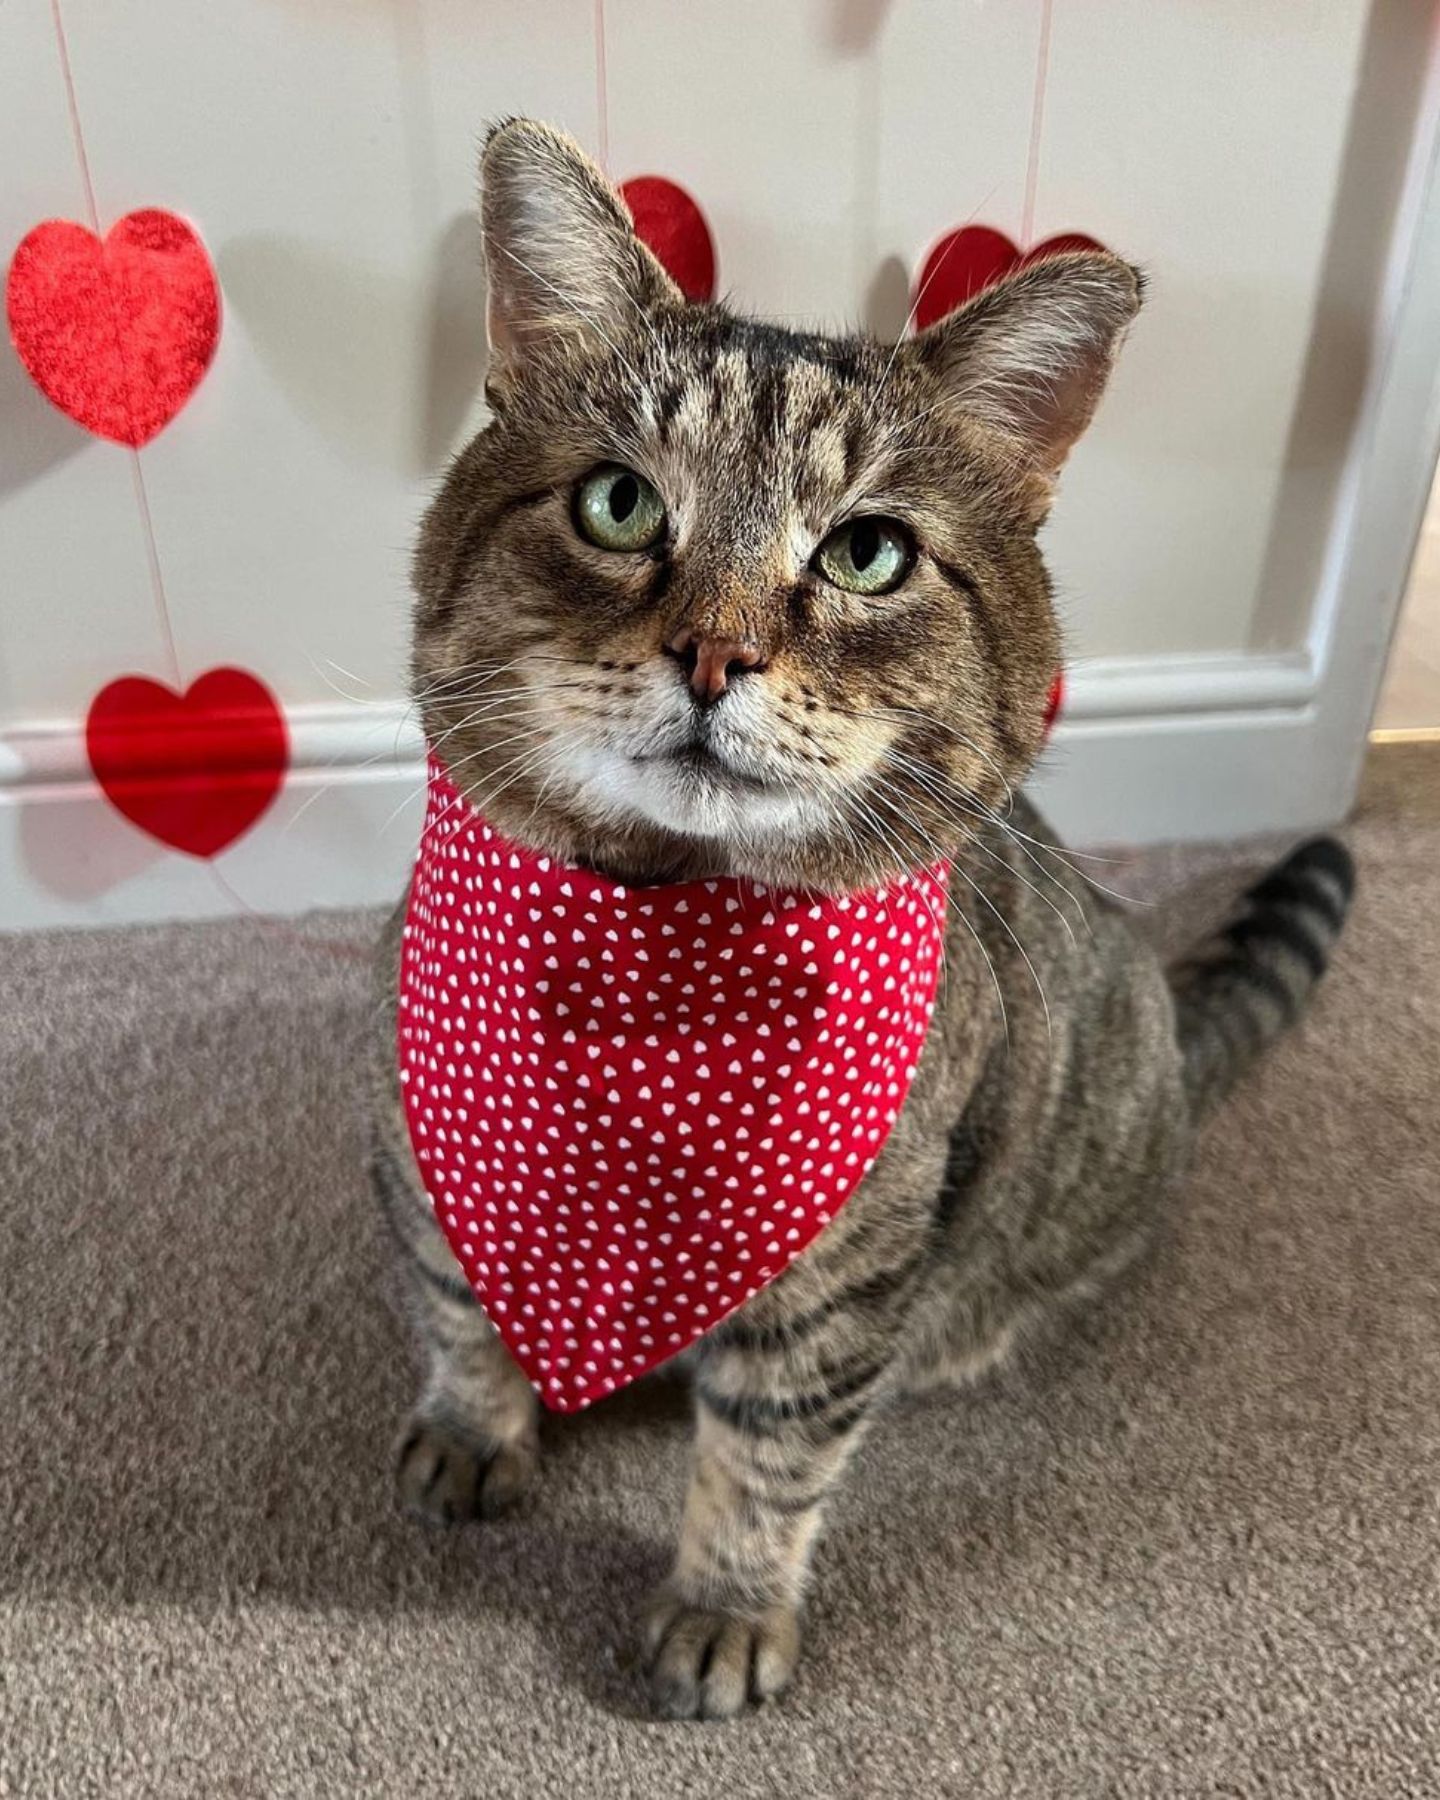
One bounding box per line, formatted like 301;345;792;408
626;331;892;540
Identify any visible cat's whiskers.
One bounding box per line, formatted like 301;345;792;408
853;786;954;977
842;786;944;961
847;784;1008;1047
398;743;558;850
439;724;548;785
377;718;545;840
950;852;1052;1043
426;677;599;757
872;758;1082;953
770;762;892;892
876;740;1041;861
859;770;1053;1039
967;797;1152;906
277;679;506;843
879;748;1091;943
424;696;536;758
299;651;387;709
829;699;1015;815
416;650;580;708
475;739;567;820
276;664;497;843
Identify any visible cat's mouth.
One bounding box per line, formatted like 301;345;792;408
556;721;819;845
632;740;779;796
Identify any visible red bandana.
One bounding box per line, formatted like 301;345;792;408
398;762;950;1413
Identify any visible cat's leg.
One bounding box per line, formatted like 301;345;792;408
371;1136;540;1523
642;1236;924;1719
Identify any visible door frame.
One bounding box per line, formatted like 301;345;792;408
1033;5;1440;843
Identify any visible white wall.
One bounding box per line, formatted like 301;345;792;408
0;0;1429;928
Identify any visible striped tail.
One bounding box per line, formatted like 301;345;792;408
1171;837;1355;1120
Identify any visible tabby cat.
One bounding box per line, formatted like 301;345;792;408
366;119;1354;1720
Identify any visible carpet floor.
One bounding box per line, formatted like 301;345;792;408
2;749;1436;1798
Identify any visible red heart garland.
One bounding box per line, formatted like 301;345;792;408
620;176;716;303
7;208;220;446
913;225;1104;331
85;668;287;858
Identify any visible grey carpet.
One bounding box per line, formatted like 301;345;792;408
2;749;1437;1798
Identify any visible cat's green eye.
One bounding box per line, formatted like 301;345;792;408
574;464;667;552
814;517;914;596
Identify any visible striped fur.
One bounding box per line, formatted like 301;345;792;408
1172;838;1356;1119
365;121;1354;1720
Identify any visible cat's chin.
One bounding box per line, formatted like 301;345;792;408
559;742;824;846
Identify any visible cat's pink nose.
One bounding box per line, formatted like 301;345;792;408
666;629;765;705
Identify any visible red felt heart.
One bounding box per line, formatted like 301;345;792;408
620;176;716;303
913;225;1105;330
85;668;287;858
7;208;220;446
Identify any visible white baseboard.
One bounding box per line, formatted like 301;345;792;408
1059;649;1315;720
0;649;1335;932
1031;648;1333;845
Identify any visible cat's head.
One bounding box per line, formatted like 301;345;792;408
412;119;1140;890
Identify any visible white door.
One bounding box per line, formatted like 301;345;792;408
1032;0;1440;843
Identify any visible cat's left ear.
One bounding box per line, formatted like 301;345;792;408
479;117;682;391
911;252;1143;482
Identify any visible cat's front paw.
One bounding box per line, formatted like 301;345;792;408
394;1415;537;1525
642;1585;801;1720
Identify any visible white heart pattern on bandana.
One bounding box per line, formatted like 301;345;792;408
398;760;950;1412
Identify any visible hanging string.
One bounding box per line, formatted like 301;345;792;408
593;0;611;172
48;0;378;960
1020;0;1055;245
126;457;182;688
50;0;183;690
49;0;99;233
207;864;372;962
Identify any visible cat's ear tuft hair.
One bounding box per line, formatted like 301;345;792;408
911;252;1143;480
479;118;682;388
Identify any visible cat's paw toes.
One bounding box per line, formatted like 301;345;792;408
642;1587;801;1720
394;1415;537;1525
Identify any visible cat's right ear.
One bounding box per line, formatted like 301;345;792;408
910;251;1143;485
479;118;681;393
